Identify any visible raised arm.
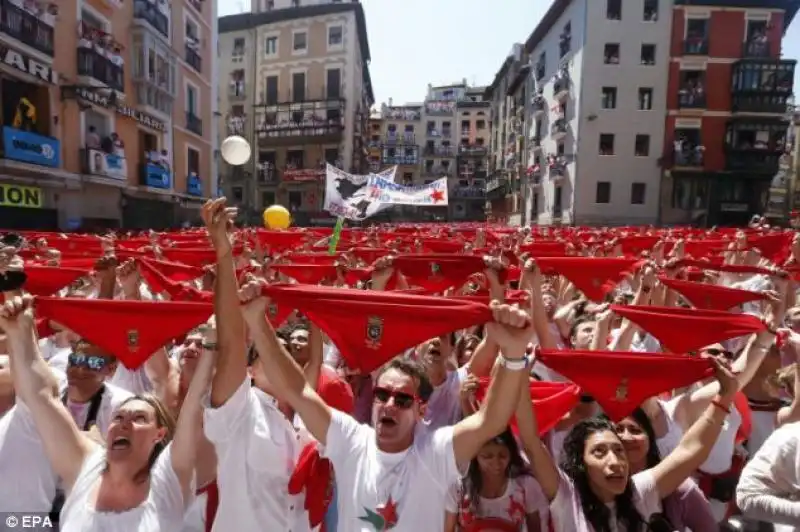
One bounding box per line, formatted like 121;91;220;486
452;301;533;465
202;199;249;407
1;294;95;490
239;277;332;444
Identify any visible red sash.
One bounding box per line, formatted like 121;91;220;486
196;480;219;532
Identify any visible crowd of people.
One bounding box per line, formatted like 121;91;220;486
0;198;799;532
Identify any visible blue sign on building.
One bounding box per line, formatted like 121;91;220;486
2;127;61;168
142;163;172;189
187;173;203;196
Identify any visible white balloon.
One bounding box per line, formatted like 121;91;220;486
220;135;252;166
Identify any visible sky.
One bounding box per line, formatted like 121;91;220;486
218;0;800;109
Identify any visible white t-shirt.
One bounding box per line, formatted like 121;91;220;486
424;366;467;430
445;475;549;531
203;378;311;532
108;365;153;396
550;469;662;531
60;444;187;531
0;401;58;512
323;410;461;531
38;337;69;363
57;379;134;436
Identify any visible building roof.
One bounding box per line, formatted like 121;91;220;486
523;0;572;55
485;55;515;100
673;0;799;31
218;2;373;104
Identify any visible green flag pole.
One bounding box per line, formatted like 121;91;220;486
328;217;344;255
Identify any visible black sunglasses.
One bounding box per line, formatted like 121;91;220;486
373;387;416;409
703;347;734;360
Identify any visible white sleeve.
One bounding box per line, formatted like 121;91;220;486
203;377;254;444
322;408;371;466
444;483;460;514
151;443;194;512
736;423;800;526
418;426;460;493
631;469;662;518
521;475;548;516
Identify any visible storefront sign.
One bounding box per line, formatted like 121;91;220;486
0;184;42;209
2;127;60;168
283;169;325;182
75;88;166;132
87;149;127;181
187;173;203;196
0;45;58;84
141;163;171;189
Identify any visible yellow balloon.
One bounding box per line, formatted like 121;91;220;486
263;205;291;229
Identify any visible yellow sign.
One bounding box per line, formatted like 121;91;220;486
0;184;42;208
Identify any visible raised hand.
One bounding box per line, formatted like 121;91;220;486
116;259;140;297
237;275;269;325
485;301;534;359
201;198;238;257
0;294;35;336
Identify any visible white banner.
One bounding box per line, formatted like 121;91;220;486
365;176;449;207
324;164;396;220
87;149;127;181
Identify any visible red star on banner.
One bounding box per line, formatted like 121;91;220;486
376;496;399;529
430;189;445;203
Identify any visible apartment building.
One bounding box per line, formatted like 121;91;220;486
486;0;671;226
659;0;796;227
217;1;374;227
452;87;489;221
367;110;382;173
378;99;422;184
0;0;217;230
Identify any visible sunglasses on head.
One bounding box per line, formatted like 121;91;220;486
68;352;108;371
373;387;416;409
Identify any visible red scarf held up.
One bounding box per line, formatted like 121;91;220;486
390;254;503;293
22;266;90;296
136;259;212;303
658;276;769;311
475;379;581;435
260;284;493;373
609;304;767;354
34;297;213;369
138;257;205;282
534;257;644;302
535;348;715;421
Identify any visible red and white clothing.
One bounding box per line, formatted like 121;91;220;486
323;410;461;531
445;475;549;531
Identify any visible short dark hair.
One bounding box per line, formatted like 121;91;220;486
569;316;594;340
377;358;433;402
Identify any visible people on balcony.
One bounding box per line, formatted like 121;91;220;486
685;31;707;53
14;0;57;26
78;22;124;66
146;149;170;171
673;136;704;166
745;29;769;56
85;126;101;150
425;101;455;114
229;71;245;96
227;114;245;136
679;78;705;106
12;97;36;133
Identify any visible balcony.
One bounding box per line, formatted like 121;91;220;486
186;112;203;136
531;96;546;117
133;0;169;40
530;136;542;152
185;44;202;73
683;36;709;55
0;0;54;57
83;148;127;181
678;89;706;109
458;145;487;157
551;119;567;140
421;166;452;178
732;60;794;113
725;147;782;174
228;83;246;101
256;165;277;184
553;75;570;100
255;93;345;146
140;162;172;190
426;129;441;138
742;39;772;59
452;186;485;199
382;107;421;121
226;115;246;136
77;48;125;93
187;173;203;197
486;176;508;200
282;167;325;183
1;126;60;168
424;101;456;116
382;154;418;165
384;132;416;145
534;61;545;81
424;146;455;158
671;147;704;169
550;163;566;183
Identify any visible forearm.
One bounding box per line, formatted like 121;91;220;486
738;492;800;525
209;252;248;406
514;374;560;500
7;326;59;403
479;361;529;436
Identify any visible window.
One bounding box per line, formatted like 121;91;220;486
265;75;278;104
596;181;611;203
286;149;304;168
293;32;307;53
288;191;302;210
604;43;620;64
187;148;200;176
644;0;658;21
671;177;708;210
290;0;300;7
601;87;617;109
635;134;650;156
641;44;656;65
324;148;339;164
326;69;341;99
559;22;572;58
232;38;245;56
403;172;413;185
599;134;615;155
186;85;198;114
232;186;244;202
328;25;343;47
476;120;486;129
607;0;621;20
261;191;275;207
553;186;563;216
292;72;306;102
631;183;646;204
265;36;277;56
638;88;653;110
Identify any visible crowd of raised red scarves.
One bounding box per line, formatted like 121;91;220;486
11;224;798;377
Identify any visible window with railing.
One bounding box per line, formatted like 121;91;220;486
672;128;704;167
678;70;706;108
559;23;572;58
684;19;709;54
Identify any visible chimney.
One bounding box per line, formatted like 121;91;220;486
388;97;393;107
462;77;467;87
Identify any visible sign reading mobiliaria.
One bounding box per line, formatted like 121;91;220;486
76;88;166;132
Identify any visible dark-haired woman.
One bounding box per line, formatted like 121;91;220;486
445;429;546;531
514;352;737;531
0;295;205;531
615;409;717;530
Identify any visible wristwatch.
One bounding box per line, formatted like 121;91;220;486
499;353;530;371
